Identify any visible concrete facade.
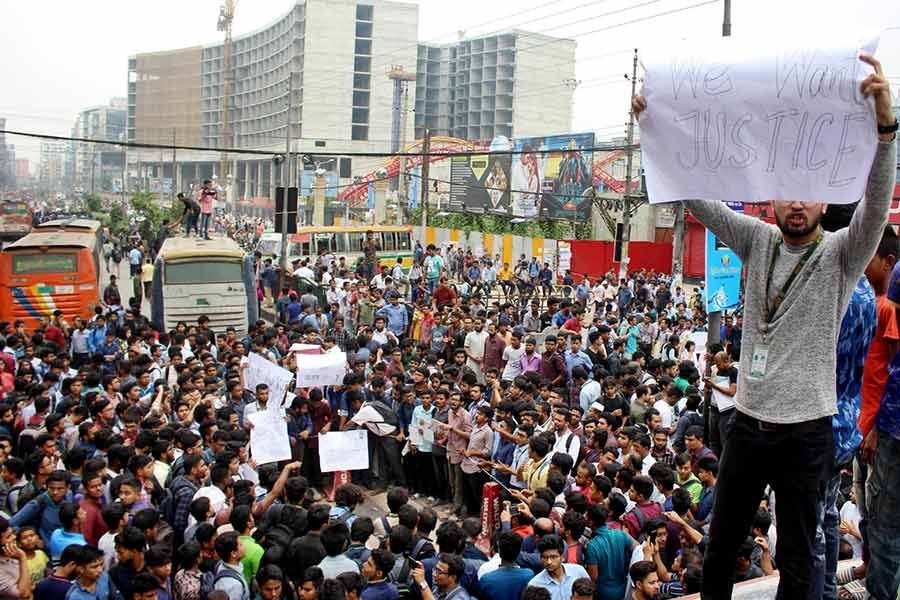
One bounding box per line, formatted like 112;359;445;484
415;31;575;141
127;0;418;199
72;98;127;192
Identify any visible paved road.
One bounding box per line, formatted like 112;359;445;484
100;252;150;316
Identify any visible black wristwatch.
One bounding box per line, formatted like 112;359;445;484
878;119;899;135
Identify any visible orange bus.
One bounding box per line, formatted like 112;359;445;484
0;201;33;245
0;219;102;329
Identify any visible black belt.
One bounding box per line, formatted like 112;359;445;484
737;412;830;433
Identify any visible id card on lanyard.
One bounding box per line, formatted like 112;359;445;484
750;233;822;379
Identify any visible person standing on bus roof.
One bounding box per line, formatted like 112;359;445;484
198;180;217;240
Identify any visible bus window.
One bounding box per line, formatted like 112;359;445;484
334;233;348;254
349;234;363;252
165;261;243;285
314;235;332;255
382;232;396;251
289;242;311;257
398;232;411;251
13;253;77;274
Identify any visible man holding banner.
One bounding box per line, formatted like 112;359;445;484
634;49;897;600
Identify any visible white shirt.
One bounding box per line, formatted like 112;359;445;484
579;380;604;413
653;399;675;430
552;429;581;465
351;403;397;437
293;266;315;279
189;485;227;527
465;330;487;360
839;501;863;559
501;345;526;381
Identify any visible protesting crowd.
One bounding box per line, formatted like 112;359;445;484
0;51;896;600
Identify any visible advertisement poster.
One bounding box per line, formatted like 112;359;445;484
448;153;511;215
705;228;743;313
511;133;594;220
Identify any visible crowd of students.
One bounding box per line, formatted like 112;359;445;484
2;197;898;600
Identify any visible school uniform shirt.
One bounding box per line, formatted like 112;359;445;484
527;564;590;600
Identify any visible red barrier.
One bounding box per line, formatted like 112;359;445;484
568;240;676;279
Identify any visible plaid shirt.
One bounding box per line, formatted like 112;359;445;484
329;328;354;352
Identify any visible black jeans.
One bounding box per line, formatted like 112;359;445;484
701;412;833;600
463;470;487;516
376;435;407;488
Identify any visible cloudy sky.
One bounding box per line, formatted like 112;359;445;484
2;0;899;161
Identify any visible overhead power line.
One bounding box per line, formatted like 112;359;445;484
0;128;634;159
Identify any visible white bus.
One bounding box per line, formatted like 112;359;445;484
151;237;258;333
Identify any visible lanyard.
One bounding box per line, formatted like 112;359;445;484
763;232;822;324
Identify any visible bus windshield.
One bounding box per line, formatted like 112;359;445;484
13;253;77;274
1;203;29;216
165;261;243;285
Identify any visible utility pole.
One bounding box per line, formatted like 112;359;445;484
121;145;127;205
279;72;294;275
708;0;731;347
397;80;411;224
722;0;732;37
171;128;177;198
619;48;639;281
420;128;431;230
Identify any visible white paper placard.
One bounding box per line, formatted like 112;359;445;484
245;353;295;409
296;351;347;388
639;34;880;205
247;411;292;466
318;430;370;472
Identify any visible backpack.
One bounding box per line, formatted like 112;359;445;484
158;486;177;527
330;507;354;525
390;557;418;600
628;505;649;542
200;562;248;600
380;515;393;536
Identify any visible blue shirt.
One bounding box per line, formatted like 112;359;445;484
564;350;593;377
527;564;590;600
286;301;303;322
361;581;399;600
585;527;633;600
834;277;876;461
377;303;409;337
49;529;87;562
479;565;534;600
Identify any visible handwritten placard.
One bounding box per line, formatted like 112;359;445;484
319;430;369;472
246;353;294;410
640;35;880;205
296;351;347;388
247;411;292;466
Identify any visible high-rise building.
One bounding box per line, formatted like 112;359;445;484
39;141;69;191
128;0;418;199
72;98;127;193
415;31;576;140
0;119;14;188
127;1;576;203
15;159;30;180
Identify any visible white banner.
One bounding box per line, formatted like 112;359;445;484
319;430;370;472
297;351;347;388
245;353;294;410
640;34;880;205
247;411;292;466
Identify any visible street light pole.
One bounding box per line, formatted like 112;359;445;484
279;73;294;275
619;48;639;281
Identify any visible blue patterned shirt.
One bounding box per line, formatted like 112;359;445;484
834;277;876;464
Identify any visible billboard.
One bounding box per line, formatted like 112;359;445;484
510;133;594;220
705;227;743;313
300;171;339;199
448;151;511;215
444;133;595;220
